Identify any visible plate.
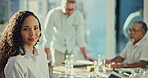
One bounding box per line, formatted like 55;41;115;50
73;60;93;67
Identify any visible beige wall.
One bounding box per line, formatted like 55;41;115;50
106;0;115;59
144;0;148;25
144;0;148;37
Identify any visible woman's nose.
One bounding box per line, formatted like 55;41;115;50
29;29;35;36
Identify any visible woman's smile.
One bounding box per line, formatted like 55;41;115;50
28;38;35;42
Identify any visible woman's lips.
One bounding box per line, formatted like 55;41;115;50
28;38;35;42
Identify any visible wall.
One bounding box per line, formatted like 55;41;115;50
86;0;115;59
144;0;148;25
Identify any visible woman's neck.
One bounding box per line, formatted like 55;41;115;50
24;45;34;54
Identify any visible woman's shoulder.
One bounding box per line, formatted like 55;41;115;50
4;55;27;74
7;55;24;64
5;55;25;69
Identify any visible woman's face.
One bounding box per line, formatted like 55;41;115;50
21;15;40;47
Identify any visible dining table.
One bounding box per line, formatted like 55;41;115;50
49;60;148;78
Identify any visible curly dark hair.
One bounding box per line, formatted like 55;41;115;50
0;10;41;71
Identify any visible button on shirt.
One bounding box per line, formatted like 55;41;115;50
120;37;148;64
4;47;49;78
44;7;86;53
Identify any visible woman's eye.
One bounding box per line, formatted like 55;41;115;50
23;28;30;31
34;27;39;30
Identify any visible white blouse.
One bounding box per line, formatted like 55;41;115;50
4;47;49;78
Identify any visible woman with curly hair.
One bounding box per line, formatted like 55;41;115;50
0;11;49;78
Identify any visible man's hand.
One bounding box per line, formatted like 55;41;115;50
110;62;124;69
85;57;95;62
48;60;54;68
105;60;112;64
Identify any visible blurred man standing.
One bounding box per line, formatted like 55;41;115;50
44;0;93;66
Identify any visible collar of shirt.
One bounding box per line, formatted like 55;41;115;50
131;37;147;46
23;47;40;59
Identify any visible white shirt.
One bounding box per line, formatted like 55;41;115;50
44;7;86;53
120;36;148;64
4;47;49;78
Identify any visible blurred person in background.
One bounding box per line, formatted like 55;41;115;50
44;0;94;67
0;11;49;78
106;21;148;69
123;9;143;40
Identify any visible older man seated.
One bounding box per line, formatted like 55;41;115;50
106;21;148;69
